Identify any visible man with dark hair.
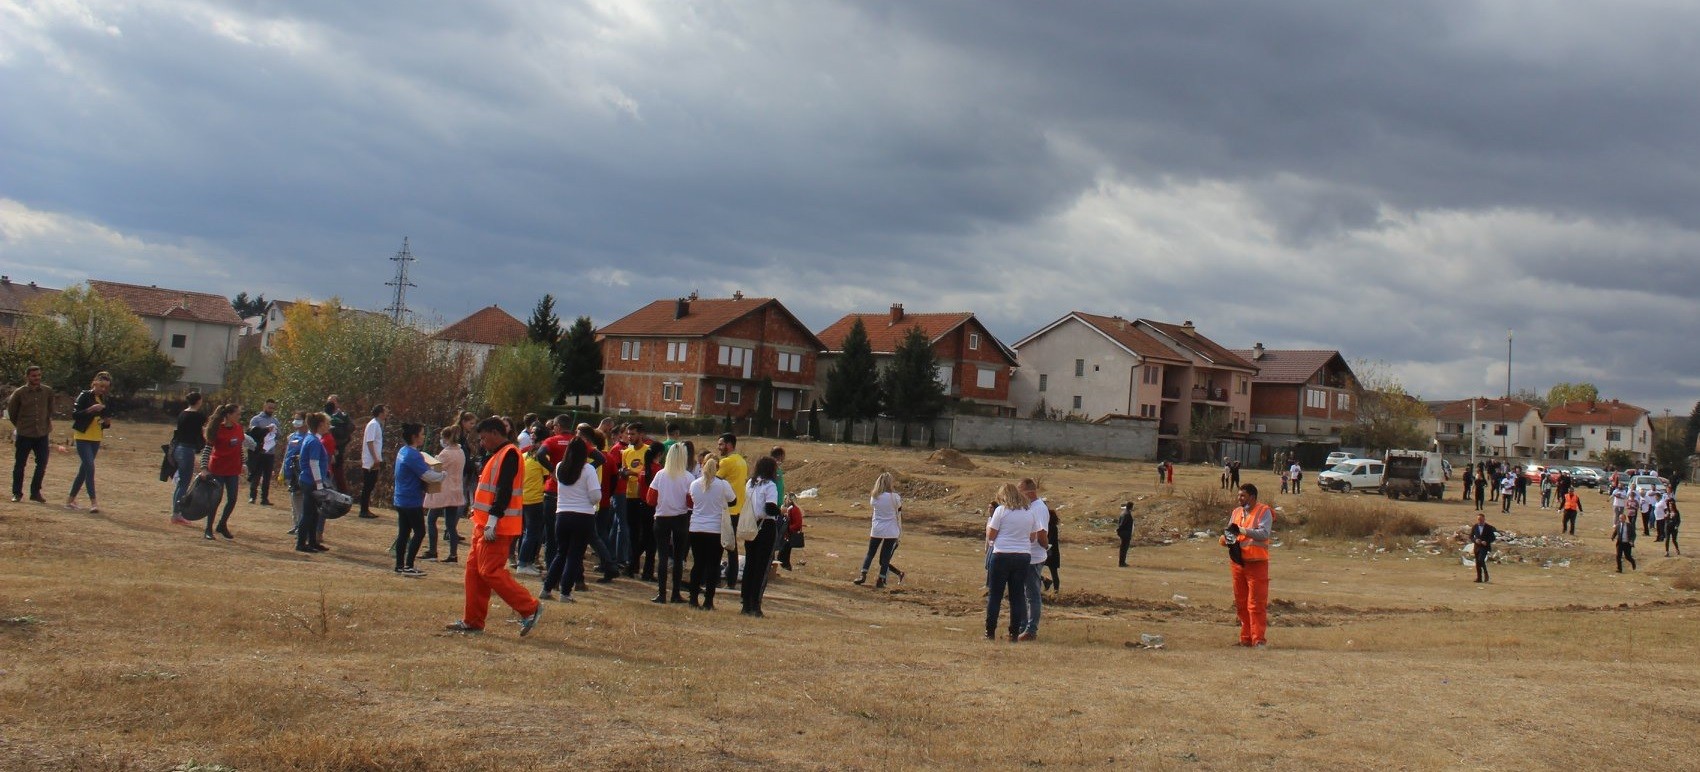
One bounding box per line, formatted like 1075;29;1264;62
1222;483;1274;647
715;433;747;589
1469;513;1497;583
663;422;682;449
7;365;53;503
325;395;352;492
447;417;543;635
358;404;388;518
247;399;280;505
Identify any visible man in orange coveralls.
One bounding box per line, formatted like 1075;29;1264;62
1222;483;1274;647
446;417;543;636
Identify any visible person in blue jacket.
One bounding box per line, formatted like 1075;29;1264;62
295;412;332;553
393;423;445;576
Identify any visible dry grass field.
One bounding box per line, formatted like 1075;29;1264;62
3;421;1698;771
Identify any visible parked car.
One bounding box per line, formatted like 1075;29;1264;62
1631;474;1669;497
1569;467;1602;488
1318;459;1385;493
1523;464;1546;483
1325;451;1353;468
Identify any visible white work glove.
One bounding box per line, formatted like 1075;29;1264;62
483;518;500;542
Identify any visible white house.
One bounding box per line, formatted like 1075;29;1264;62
430;305;527;375
1541;399;1654;464
88;280;243;392
1432;397;1545;459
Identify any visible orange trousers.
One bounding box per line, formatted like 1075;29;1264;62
463;534;538;630
1231;559;1269;645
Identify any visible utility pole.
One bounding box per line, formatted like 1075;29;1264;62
1503;330;1512;460
384;237;417;324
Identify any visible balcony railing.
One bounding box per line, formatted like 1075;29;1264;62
1192;385;1229;402
1159;423;1180;436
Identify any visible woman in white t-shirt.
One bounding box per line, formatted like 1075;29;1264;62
736;456;782;617
985;482;1038;641
855;472;905;588
541;439;609;601
687;457;737;610
650;443;697;605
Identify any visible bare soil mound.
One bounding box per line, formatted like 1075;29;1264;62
926;448;976;470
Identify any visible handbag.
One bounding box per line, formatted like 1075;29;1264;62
788;531;805;549
178;476;223;522
313;488;354;520
159;444;177;483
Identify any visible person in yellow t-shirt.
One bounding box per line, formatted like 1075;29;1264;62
66;372;112;513
715;432;748;589
514;446;552;574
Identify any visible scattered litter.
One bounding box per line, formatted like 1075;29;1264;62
1171;594;1188;605
795;487;819;499
1129;633;1165;649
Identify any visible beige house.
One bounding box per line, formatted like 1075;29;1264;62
1010;313;1257;459
1541;399;1653;465
87;280;243;392
1432;397;1545;459
430;305;527;376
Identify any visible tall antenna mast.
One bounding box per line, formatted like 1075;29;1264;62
384;237;417;324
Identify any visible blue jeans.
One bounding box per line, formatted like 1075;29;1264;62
986;552;1029;638
69;440;99;500
1024;562;1044;635
171;443;199;514
603;494;629;568
518;501;552;566
428;506;462;557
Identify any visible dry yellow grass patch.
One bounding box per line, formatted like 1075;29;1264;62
1;424;1697;770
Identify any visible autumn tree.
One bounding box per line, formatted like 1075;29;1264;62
479;341;557;418
1340;360;1432;453
23;284;179;397
1545;382;1600;409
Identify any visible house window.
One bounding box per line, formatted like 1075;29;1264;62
976;368;996;389
662;382;676;401
1608;429;1622;442
777;351;803;373
1336;393;1350;411
728;385;742;404
621;340;642;361
776;390;796;410
170;334;187;349
666;341;688;362
1139;404;1157;418
717;344;750;368
968;333;980;350
935;365;952;387
1493;424;1508;436
1306;389;1327;409
1038;374;1048;392
1074;359;1085;377
1072;396;1083;410
1143;365;1160;385
714;385;727;404
1237;376;1249;395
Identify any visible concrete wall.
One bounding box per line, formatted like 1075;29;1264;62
947;414;1158;459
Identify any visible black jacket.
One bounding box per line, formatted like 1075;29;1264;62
1470;522;1497;549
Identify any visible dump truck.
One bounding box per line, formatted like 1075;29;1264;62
1382;449;1447;501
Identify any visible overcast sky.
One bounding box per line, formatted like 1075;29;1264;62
3;1;1697;414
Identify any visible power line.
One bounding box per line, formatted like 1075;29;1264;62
383;237;417;324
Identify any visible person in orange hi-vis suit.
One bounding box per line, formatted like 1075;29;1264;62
446;417;543;636
1222;483;1274;647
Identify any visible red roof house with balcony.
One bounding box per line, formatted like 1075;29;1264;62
597;293;825;420
1228;344;1360;446
815;304;1019;416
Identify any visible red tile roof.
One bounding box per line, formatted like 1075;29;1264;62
818;309;1018;364
0;277;60;317
1138;319;1258;371
597;297;826;349
1023;312;1189;364
87;280;244;326
432;305;527;346
1433;397;1538;422
1543;399;1648;426
1228;349;1346;384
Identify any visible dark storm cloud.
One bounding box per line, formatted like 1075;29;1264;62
1;0;1696;411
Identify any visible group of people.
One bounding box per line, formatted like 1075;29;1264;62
7;366;111;512
981;478;1067;642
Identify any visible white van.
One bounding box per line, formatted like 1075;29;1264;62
1318;459;1384;493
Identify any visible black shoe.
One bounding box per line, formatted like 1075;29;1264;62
875;577;887;588
853;572;867;585
892;568;906;583
702;599;715;611
596;573;617;584
260;500;273;507
295;545;315;553
671;592;687;603
29;494;47;503
358;512;379;519
440;555;457;563
312;544;330;552
651;594;668;604
421;551;438;560
287;527;298;535
217;525;233;540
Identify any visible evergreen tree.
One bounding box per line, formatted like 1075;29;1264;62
526;294;563;347
822;318;882;442
1685;400;1700;461
753;378;774;436
879;326;948;447
231;292;267;318
556;315;602;404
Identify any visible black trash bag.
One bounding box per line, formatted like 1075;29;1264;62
178;476;222;522
313;488;353;520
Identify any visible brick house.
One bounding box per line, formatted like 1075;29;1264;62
597;294;824;421
0;275;59;340
815;304;1019;417
87;280;244;392
1228;345;1360;447
1540;399;1653;464
430;305;527;375
1433;397;1545;459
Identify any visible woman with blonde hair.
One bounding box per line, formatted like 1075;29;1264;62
688;456;738;610
985;482;1037;641
855;472;905;587
649;442;696;603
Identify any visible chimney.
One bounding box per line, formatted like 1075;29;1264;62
1587;400;1596;412
0;276;8;284
732;290;744;301
890;303;904;325
1252;342;1265;360
675;297;689;320
1182;320;1195;335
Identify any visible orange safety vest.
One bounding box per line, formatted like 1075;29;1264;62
1563;492;1580;511
471;444;524;537
1231;502;1274;561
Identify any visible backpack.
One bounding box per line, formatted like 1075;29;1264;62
328;411;352;445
